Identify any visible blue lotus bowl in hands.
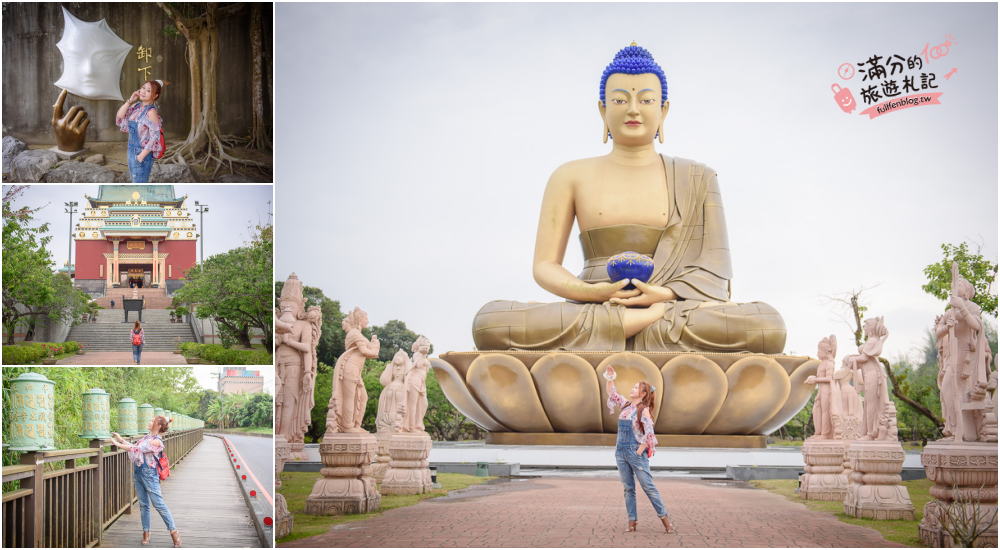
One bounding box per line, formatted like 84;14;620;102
606;252;654;291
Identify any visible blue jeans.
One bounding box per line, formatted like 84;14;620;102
133;462;176;532
615;419;668;521
127;117;155;183
132;343;143;364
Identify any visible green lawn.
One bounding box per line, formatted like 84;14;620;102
276;472;492;544
769;439;925;451
224;426;272;434
751;478;933;547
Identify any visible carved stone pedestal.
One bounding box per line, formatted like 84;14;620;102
372;433;391;484
274;435;293;539
305;432;381;515
801;440;848;501
918;441;998;548
380;432;433;496
843;440;915;520
289;441;308;462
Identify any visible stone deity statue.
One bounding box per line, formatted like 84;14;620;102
328;307;380;433
933;266;997;443
470;43;786;354
832;361;864;441
377;350;411;435
845;317;892;441
402;337;431;433
805;335;837;439
274;273;322;458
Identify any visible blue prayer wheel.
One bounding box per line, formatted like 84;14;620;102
117;398;138;436
137;404;153;434
81;388;111;439
7;372;56;451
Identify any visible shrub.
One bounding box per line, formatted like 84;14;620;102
180;343;271;365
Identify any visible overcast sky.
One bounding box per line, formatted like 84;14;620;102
5;185;273;272
276;2;997;363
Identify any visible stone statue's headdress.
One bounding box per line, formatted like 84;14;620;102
600;42;668;107
819;334;837;358
412;336;431;353
954;275;976;299
343;307;365;331
279;273;305;308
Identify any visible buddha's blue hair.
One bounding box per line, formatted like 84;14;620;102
599;45;668;107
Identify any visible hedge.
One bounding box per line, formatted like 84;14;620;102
179;342;271;365
1;341;81;364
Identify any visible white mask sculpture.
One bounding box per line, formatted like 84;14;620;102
54;6;132;101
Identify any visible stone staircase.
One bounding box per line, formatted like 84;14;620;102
94;287;175;310
67;311;196;352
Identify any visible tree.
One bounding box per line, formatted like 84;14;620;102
156;2;270;176
370;319;433;363
174;214;273;350
195;389;219;420
923;242;998;317
2;187;90;344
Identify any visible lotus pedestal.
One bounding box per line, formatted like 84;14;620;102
305;432;380;516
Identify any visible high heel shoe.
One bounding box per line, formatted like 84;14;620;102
170;530;182;547
141;532;150;545
623;520;637;533
660;515;677;534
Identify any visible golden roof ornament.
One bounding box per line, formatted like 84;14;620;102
631;40;637;46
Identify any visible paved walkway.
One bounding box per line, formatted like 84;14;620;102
280;478;904;548
58;352;188;365
101;436;262;548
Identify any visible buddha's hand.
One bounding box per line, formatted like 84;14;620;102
52;89;90;151
579;279;640;303
609;279;677;307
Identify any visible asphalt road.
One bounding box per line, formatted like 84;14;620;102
224;433;274;497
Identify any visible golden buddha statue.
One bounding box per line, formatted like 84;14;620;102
473;44;786;354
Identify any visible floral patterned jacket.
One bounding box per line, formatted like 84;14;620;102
607;385;659;458
116;103;162;153
127;434;164;468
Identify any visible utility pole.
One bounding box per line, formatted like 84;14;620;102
194;201;210;272
64;201;78;280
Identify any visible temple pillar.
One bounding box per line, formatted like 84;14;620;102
152;241;159;286
160;258;167;285
112;239;120;287
106;258;112;286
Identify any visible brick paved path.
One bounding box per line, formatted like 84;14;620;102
57;352;188;365
280;478;904;548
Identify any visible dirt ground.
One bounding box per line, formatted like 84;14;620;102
17;140;273;182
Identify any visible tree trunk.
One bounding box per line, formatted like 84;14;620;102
248;3;271;151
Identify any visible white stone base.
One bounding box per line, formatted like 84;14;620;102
381;432;433;496
48;146;88;160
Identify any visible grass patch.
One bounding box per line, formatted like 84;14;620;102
276;471;492;544
226;426;272;434
751;478;933;547
768;440;924;451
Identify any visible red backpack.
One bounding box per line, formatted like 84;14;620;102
157;453;170;480
132;331;142;346
140;104;166;160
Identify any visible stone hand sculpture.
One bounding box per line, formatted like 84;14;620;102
805;335;837;439
328;307;380;433
275;273;322;452
845;317;892;441
52;89;90;152
933;264;997;442
402;336;431;433
54;6;131;101
376;350;411;435
470;42;785;354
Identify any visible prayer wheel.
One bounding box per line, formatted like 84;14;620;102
81;388;111;439
7;372;56;451
137;404;153;434
117;397;138;436
153;407;164;418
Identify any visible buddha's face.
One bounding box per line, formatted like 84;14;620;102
600;73;669;145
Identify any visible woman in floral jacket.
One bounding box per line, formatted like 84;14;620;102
605;365;676;535
111;415;182;547
114;79;168;183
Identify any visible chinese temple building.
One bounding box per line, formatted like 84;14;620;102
73;185;197;296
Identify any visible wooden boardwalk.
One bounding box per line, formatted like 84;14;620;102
101;436;263;548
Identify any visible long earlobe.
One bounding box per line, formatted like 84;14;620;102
657;122;664;144
603;121;609;144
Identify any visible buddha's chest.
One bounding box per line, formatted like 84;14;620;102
574;163;672;230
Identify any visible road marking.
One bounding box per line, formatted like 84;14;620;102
224;436;274;507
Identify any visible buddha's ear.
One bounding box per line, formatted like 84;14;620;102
598;100;609;144
658;100;670;143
